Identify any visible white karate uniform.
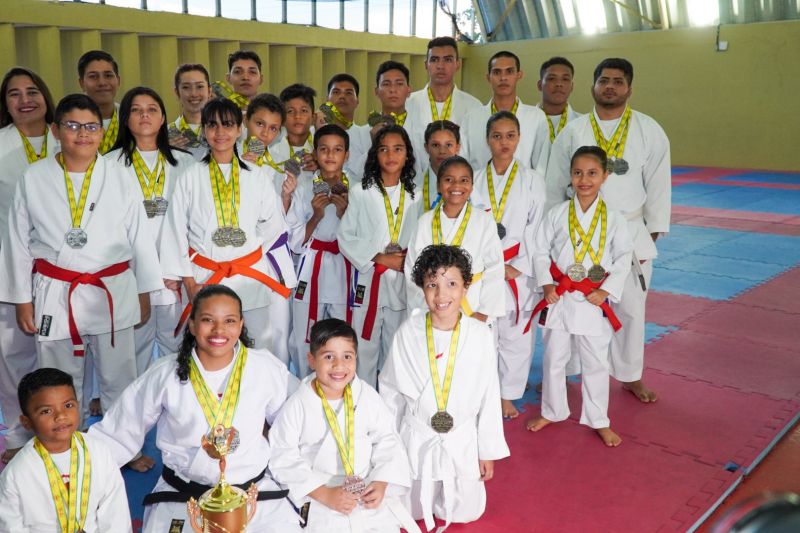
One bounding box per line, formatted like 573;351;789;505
533;197;633;428
412;166;443;212
404;85;482;167
337;183;423;387
159;158;294;354
170;117;207;161
536;103;583;142
404;204;505;320
0;124;58;448
460;99;551;173
88;346;302;533
545;108;670;381
0;432;132;532
287;174;351;376
472;160;547;399
270;133;315;168
105;148;194;375
0;156;163;418
379;311;510;532
269;374;420;533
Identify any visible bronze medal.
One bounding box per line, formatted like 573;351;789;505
384;242;403;254
430;410;454;434
588;264;606;283
342;475;366;495
330;182;348;195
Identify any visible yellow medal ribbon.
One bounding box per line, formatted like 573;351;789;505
258;150;285;173
486;161;518;225
59;153;97;230
208;156;241;230
589;105;632;160
390;110;408;127
18;127;48;163
99;110;118;155
568;197;607;266
422;169;442;211
546;107;569;143
313;173;349;190
425;312;460;414
314;380;356;476
323;102;353;129
215;80;249;109
381;184;405;245
178;115;201;136
432;202;471;246
288;133;314;159
33;433;91;533
490;98;520;115
427;86;453;121
188;344;248;429
131;150;166;200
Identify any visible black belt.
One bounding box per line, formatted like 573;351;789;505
142;466;289;506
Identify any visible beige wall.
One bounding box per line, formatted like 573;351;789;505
459;20;800;171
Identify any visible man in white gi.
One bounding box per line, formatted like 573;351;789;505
536;56;583;142
317;73;371;171
77;50;121;155
545;58;671;403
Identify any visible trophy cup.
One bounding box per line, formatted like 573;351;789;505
187;425;257;532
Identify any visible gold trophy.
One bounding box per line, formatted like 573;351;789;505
187;425;257;532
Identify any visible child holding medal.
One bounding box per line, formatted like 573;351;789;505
337;124;422;387
0;368;131;532
526;146;633;446
380;245;509;531
471;111;547;419
89;285;302;532
415;120;461;211
405;155;505;324
273;84;318;173
270;319;420;532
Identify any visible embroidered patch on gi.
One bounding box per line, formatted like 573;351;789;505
295;281;307;300
538;307;548;326
354;284;366;305
168;519;185;532
39;315;52;337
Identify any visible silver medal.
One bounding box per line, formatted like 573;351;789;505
153;196;169;216
65;228;88;249
212;226;232;247
566;263;587;282
312;179;331;196
228;227;247;247
613;158;629;175
497;222;506;240
342;475;366;496
246;137;266;157
142;199;158;218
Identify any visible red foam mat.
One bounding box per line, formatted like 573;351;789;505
734;266;800;315
646;291;717;327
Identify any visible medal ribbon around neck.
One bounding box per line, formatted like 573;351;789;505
288;133;314;159
132;150;166;200
188;344;248;429
314;380;356;476
324;102;353;129
490;98;520;115
209;156;241;230
432;202;471;246
390;110;407;127
589;105;632;160
381;184;405;246
313;173;350;189
486;161;518;225
59;153;97;230
99;110;118;155
178;115;201;135
427;86;453;121
547;107;569;142
422;169;442;211
258;149;285;173
216;80;249;109
33;432;91;533
426;312;461;414
569;197;607;266
18;127;48;163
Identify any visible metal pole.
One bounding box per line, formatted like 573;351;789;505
251;0;257;21
410;0;417;35
432;0;437;36
339;0;345;29
215;0;221;17
182;0;188;15
364;0;370;32
311;0;317;26
389;0;395;34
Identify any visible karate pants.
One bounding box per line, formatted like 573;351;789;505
36;327;136;425
406;478;486;527
351;305;404;388
133;301;182;376
291;300;348;378
265;291;292;367
540;326;611;429
609;260;653;382
0;302;37;448
496;309;536;400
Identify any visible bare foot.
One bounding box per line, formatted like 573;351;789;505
596;427;622;447
127;454;156;472
526;416;552;432
501;399;519;419
89;398;103;416
1;447;21;464
622;380;658;403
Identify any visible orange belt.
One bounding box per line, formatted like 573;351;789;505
304;239;352;341
34;259;129;356
174;247;290;336
503;243;521;325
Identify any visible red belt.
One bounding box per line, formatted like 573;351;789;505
360;262;391;341
305;239;352;341
504;243;521;325
34;259;129;356
524;262;621;334
174;247;291;336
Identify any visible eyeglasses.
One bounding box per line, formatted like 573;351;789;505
60;121;103;133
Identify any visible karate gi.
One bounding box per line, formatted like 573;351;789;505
460;99;551;173
404;204;505;320
0;432;132;532
159;158;294;355
413;166;443;213
0;124;58;448
472;160;547;399
270;132;315;169
337;183;423;387
88;346;302;533
0;156;163;419
170;116;208;161
533;197;633;428
105;148;194;375
545;108;670;382
270;374;420;533
379;311;509;531
536;103;583;142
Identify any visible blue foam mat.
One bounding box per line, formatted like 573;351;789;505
673;183;800;215
718;172;800;185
